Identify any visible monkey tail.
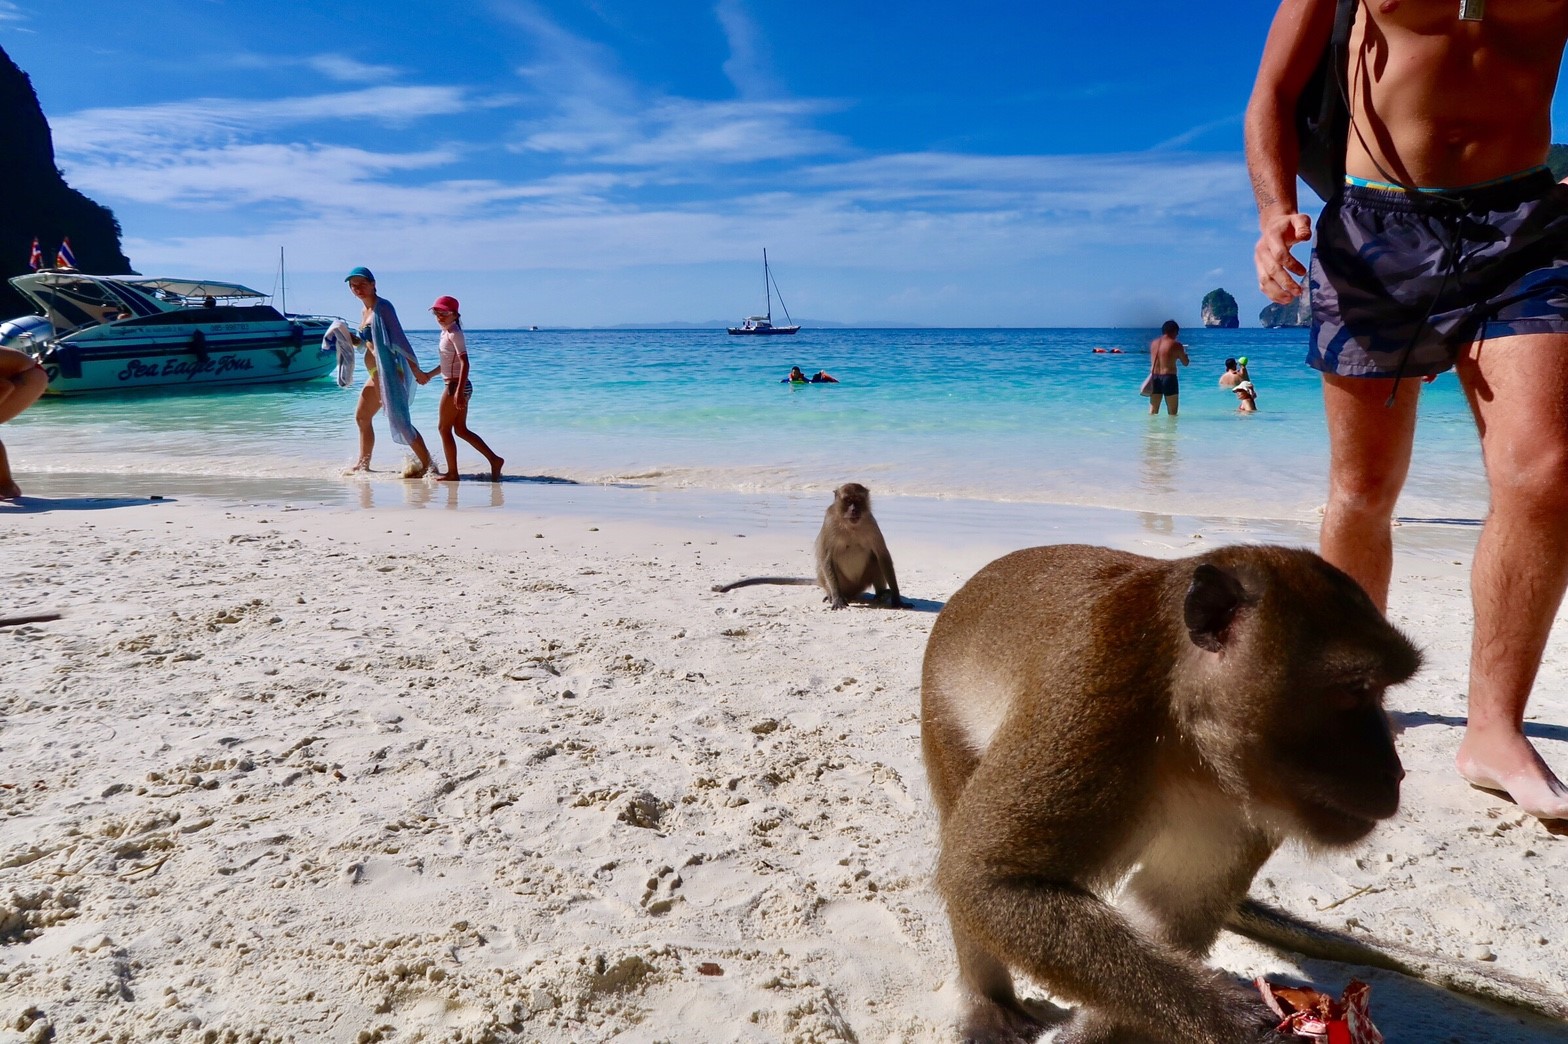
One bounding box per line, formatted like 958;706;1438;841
1229;899;1568;1022
711;577;818;593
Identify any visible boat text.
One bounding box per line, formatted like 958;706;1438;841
117;355;256;382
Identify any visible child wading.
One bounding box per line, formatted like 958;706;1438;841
428;296;504;482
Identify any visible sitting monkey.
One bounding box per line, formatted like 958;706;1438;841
713;482;906;609
921;543;1421;1044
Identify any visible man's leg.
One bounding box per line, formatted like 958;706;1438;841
1319;373;1422;611
1454;334;1568;820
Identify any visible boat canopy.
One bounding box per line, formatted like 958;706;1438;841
8;272;272;334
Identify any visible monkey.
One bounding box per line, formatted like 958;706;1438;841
919;543;1421;1044
712;482;907;609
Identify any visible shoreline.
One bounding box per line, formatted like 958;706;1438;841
4;484;1563;1043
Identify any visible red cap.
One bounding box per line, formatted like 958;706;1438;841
429;295;460;313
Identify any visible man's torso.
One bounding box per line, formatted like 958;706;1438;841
1348;0;1568;187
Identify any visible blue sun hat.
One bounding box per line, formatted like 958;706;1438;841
345;266;375;282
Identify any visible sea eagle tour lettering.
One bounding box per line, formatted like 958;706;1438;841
117;355;256;382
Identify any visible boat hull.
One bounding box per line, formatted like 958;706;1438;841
29;321;336;396
727;326;800;335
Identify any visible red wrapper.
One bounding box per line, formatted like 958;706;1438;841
1256;977;1384;1044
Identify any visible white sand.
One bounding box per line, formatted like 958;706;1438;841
2;485;1565;1043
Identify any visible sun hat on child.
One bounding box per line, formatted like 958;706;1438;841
429;295;460;313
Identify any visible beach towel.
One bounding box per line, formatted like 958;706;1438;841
1139;372;1154;397
346;298;424;448
323;319;356;389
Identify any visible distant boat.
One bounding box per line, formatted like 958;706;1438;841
728;249;800;335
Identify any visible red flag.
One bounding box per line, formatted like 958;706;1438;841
28;237;42;270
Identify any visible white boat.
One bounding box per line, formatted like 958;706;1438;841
0;270;339;395
728;249;800;336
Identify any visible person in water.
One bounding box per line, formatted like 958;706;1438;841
1146;320;1189;416
344;267;434;477
427;295;504;482
782;366;808;383
810;370;838;383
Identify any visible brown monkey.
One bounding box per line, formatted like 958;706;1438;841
920;544;1420;1044
713;482;906;609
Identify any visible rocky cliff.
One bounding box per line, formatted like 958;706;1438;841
1201;288;1239;328
1259;292;1311;328
0;44;133;320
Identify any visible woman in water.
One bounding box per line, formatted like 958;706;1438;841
344;267;434;477
427;295;504;482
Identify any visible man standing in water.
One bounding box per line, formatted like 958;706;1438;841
1247;0;1568;820
1146;319;1189;416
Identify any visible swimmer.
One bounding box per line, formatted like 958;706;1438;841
782;366;808;383
810;370;839;383
1233;378;1258;412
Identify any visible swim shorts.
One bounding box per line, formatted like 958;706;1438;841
1149;373;1178;396
1309;168;1568;378
446;378;473;404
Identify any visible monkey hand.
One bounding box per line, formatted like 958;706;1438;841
826;595;849;610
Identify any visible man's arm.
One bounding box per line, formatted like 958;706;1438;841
1245;0;1337;304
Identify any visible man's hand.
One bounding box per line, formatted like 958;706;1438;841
1254;211;1314;303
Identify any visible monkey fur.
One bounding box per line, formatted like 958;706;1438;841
920;544;1421;1044
713;482;907;609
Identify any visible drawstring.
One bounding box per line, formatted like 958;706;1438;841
1383;198;1469;409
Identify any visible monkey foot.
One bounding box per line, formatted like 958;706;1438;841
1456;735;1568;821
0;478;20;501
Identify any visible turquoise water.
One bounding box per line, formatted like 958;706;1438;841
7;326;1486;524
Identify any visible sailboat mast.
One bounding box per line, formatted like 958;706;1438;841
763;248;771;321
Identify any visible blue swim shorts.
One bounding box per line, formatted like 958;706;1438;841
1149;373;1178;396
1308;168;1568;378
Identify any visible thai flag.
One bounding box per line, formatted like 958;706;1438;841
28;237;42;270
55;237;77;269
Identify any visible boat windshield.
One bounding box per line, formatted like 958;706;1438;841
8;272;272;334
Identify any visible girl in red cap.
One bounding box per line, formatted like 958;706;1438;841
429;295;504;481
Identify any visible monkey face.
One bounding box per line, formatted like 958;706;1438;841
834;483;871;522
1261;681;1406;846
1187;549;1420;847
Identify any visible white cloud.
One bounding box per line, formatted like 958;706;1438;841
0;1;24;24
304;54;402;84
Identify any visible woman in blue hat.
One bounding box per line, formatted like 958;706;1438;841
343;267;435;477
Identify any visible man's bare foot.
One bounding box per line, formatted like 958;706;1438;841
435;472;460;482
346;457;372;474
1457;729;1568;820
489;457;504;482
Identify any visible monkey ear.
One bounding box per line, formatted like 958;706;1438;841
1183;564;1250;652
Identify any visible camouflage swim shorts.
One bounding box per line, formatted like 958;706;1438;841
1308;168;1568;378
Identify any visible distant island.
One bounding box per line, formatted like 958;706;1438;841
1201;288;1239;328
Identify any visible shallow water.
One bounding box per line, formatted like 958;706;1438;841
7;326;1485;525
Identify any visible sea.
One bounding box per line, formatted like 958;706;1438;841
6;326;1487;546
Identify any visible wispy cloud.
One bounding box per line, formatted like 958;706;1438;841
715;0;780;98
0;1;25;24
52;85;471;156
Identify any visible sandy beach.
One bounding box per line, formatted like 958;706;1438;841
3;482;1566;1043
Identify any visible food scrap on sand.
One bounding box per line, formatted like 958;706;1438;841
1257;978;1384;1044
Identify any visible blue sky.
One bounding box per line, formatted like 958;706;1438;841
7;1;1566;328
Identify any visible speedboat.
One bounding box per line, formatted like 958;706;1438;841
0;271;339;395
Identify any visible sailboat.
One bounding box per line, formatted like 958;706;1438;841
728;249;800;335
